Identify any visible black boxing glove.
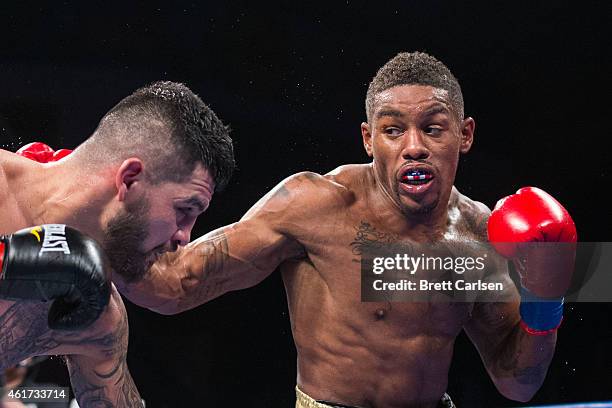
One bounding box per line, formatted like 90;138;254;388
0;225;111;330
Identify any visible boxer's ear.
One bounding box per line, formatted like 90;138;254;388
115;158;144;202
361;122;373;157
460;117;475;154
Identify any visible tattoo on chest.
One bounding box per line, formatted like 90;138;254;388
349;221;399;262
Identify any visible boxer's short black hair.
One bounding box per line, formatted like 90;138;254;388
83;81;235;191
365;52;464;122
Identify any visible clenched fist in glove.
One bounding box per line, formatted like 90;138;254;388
488;187;577;335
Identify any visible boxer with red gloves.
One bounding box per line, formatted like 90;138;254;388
120;53;577;406
1;81;234;407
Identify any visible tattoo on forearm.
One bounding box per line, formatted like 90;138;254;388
67;311;142;407
184;231;231;307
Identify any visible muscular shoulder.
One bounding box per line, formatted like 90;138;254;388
450;186;491;241
243;169;355;222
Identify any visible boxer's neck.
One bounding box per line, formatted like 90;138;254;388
18;157;115;244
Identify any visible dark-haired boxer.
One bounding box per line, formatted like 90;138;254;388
0;81;235;407
124;53;576;407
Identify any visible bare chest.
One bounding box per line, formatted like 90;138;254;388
284;218;486;337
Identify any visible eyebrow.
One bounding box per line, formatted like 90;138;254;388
375;104;451;120
422;105;451;117
376;109;404;119
180;196;206;212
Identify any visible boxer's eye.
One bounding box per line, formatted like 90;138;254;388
384;127;403;137
424;126;442;136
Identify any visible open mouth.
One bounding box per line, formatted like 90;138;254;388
400;168;435;186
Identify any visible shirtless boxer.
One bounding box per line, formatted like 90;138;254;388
122;53;576;407
0;81;234;407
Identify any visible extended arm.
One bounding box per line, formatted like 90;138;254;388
118;173;321;314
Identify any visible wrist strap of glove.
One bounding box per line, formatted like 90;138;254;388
519;286;564;335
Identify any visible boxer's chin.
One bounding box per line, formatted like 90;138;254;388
103;195;151;283
397;190;439;216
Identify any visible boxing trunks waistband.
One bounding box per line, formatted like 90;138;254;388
295;386;456;408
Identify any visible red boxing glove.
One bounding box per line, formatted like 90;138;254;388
50;149;73;161
16;143;72;163
16;142;55;163
488;187;577;298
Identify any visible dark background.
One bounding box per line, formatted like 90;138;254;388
1;1;610;407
